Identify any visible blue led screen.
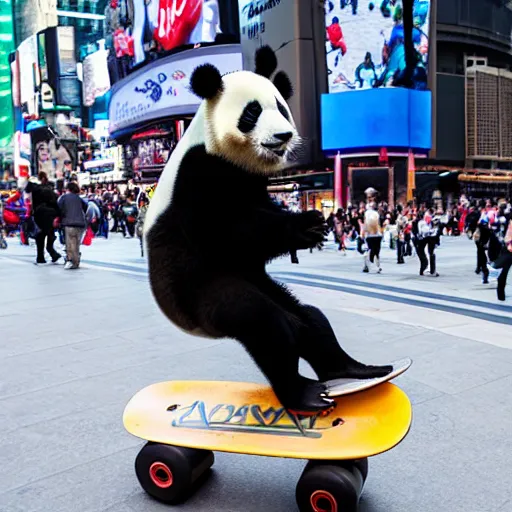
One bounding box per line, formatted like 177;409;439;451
321;88;432;152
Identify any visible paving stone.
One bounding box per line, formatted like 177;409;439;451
0;235;511;512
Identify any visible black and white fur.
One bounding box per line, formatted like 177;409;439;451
144;46;391;414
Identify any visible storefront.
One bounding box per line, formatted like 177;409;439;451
123;124;187;183
76;142;124;187
108;44;243;183
458;172;512;200
303;190;335;216
268;171;335;215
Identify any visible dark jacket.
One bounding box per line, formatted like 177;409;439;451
58;193;87;228
26;181;59;231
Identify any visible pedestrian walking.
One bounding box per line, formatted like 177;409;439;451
334;209;347;255
362;203;382;273
395;205;407;264
57;181;87;270
24;172;61;265
136;195;149;257
416;211;440;277
122;194;138;238
490;216;512;301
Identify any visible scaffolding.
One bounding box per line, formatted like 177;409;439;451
466;65;512;161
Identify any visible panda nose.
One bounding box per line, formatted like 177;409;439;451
273;132;293;142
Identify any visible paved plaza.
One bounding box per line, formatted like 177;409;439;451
0;234;511;512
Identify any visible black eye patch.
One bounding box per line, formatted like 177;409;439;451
238;100;263;133
276;99;290;121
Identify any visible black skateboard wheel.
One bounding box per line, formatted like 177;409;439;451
296;462;363;512
303;458;368;485
352;458;369;483
134;442;214;504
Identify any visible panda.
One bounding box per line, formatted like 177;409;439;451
144;46;392;415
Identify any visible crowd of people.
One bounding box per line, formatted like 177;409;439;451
320;190;512;301
0;172;150;268
2;176;511;301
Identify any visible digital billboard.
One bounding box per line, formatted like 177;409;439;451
321;87;432;152
108;44;242;136
57;26;77;76
38;32;48;82
106;0;225;72
82;49;111;107
0;0;14;148
17;35;39;115
324;0;430;93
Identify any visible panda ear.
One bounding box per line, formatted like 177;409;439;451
273;71;293;101
254;45;278;78
190;64;223;99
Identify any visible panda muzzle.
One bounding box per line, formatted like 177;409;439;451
261;142;286;157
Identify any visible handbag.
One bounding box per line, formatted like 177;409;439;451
82;226;94;246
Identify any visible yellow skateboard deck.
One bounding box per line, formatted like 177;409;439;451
124;381;412;460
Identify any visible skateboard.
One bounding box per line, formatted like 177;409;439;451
324;357;412;397
123;380;412;511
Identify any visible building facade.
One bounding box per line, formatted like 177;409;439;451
257;0;512;211
432;0;512;198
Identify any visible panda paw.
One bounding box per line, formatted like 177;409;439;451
279;379;335;416
292;211;328;249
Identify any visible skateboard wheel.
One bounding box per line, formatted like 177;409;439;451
135;442;214;504
303;459;367;484
296;463;362;512
352;458;369;483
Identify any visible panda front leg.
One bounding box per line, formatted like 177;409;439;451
296;305;393;381
194;277;334;415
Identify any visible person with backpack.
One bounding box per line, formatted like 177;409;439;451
86;196;102;235
121;194;138;238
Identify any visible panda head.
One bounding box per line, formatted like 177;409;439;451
189;46;300;175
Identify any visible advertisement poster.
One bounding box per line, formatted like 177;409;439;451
17;35;38;115
57;26;77;76
153;0;222;50
238;0;296;71
107;0;223;70
14;131;31;178
82;49;111;107
34;139;73;181
108;45;242;135
324;0;430;93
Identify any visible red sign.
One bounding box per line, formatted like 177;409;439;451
379;147;388;165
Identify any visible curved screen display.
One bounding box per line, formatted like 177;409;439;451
106;0;224;71
108;44;242;135
324;0;431;93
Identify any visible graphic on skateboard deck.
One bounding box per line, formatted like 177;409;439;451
123;380;412;460
324;357;412;398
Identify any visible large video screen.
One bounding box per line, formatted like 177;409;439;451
107;0;224;70
57;26;77;76
321;87;432;151
324;0;430;93
17;35;38;115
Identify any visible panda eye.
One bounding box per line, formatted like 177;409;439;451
276;98;290;121
238;100;263;133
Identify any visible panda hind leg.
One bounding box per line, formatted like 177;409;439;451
297;305;393;381
194;278;334;414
